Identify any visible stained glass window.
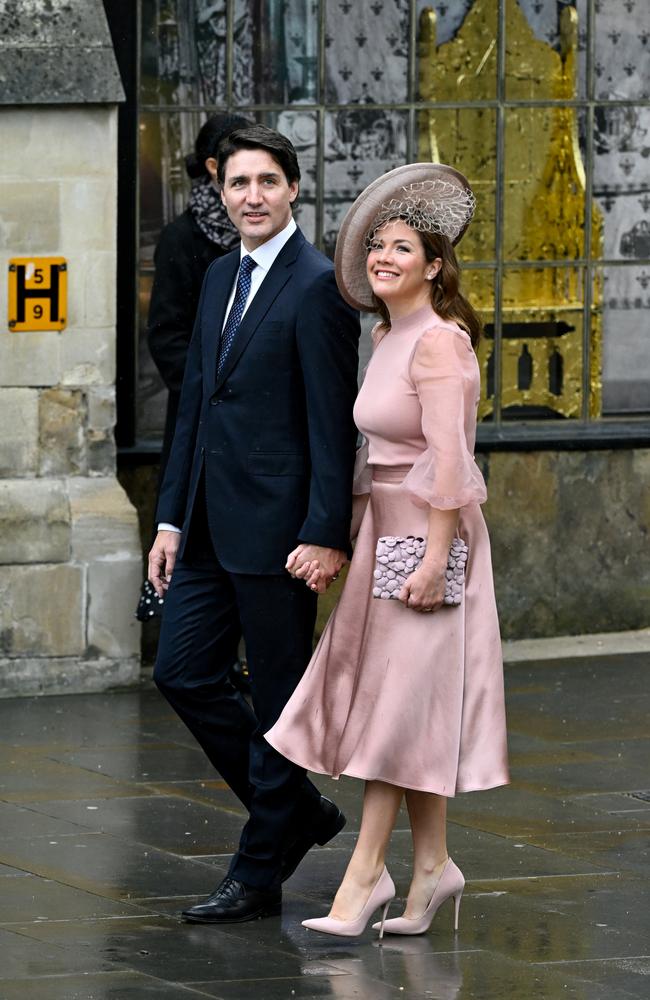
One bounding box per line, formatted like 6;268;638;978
134;0;650;442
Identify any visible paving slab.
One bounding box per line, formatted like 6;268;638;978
0;754;145;804
520;828;650;877
0;873;149;924
9;914;350;985
20;795;243;855
45;744;221;783
0;654;647;998
0;926;114;978
537;955;650;999
0;833;217;900
0;801;93;841
0;971;217;999
447;785;650;840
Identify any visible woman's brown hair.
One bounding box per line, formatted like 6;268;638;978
372;225;482;349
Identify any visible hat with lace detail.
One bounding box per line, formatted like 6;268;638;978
334;162;475;312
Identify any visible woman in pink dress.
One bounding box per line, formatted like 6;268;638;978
266;163;509;938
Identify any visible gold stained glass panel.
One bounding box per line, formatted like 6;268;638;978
503;108;595;262
479;266;591;421
417;108;497;263
417;0;497;102
504;0;580;101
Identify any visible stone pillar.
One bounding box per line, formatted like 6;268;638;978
0;0;141;695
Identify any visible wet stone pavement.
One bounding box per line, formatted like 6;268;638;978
0;653;648;999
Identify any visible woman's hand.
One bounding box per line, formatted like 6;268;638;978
399;506;460;613
398;560;446;613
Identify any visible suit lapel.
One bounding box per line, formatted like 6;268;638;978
213;229;305;392
204;252;240;387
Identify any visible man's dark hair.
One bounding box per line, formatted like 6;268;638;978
217;124;301;187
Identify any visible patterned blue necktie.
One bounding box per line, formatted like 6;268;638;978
217;255;257;375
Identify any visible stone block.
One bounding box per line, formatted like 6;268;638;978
61;254;84;328
554;450;650;636
87;387;116;475
84;252;117;327
0;181;61;252
87;429;116;475
482;448;650;640
0;479;70;564
38;387;86;476
68;477;141;561
0;564;84;657
0;656;140;698
0;108;117;181
60;328;115;385
0;1;113;50
0;329;61;387
87;556;142;658
484;451;558;639
0;387;39;475
59;179;116;252
87;386;115;429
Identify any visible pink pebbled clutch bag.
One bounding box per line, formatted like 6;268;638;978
373;535;468;606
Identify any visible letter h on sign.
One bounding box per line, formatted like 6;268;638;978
7;257;68;332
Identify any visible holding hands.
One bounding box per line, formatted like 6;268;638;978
286;544;347;593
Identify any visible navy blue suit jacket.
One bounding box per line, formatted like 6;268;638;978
156;227;361;574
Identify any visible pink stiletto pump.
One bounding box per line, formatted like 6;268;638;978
372;857;465;935
302;866;395;938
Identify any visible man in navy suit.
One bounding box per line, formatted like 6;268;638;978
148;125;360;924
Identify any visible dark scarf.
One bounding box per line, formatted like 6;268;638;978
188;177;240;251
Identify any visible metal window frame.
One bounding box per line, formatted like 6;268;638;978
118;0;650;455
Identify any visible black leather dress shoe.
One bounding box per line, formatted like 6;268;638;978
281;796;346;883
181;876;282;924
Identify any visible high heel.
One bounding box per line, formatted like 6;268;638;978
372;857;464;936
302;866;395;938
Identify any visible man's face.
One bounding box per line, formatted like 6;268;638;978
220;148;299;250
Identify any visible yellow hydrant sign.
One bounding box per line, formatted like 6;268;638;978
8;257;67;331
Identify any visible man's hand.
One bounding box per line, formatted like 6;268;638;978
148;530;182;599
286;544;347;594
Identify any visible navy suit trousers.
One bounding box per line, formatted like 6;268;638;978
154;490;323;889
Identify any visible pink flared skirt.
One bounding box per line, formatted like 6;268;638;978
266;467;509;796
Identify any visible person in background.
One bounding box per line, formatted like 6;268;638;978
137;112;251;697
147;113;251;477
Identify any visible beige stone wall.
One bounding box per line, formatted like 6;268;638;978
481;449;650;639
0;106;140;695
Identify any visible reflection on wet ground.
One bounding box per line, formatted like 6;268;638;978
0;654;648;998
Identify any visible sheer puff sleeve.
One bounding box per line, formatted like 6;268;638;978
401;325;487;510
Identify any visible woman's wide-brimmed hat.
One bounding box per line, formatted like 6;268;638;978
334;162;475;312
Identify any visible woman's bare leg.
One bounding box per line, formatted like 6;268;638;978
328;779;403;920
401;789;449;918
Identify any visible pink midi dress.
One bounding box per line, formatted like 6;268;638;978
266;303;509;795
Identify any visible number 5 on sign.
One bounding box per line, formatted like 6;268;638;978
8;257;68;331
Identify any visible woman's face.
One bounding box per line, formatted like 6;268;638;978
366;219;439;311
